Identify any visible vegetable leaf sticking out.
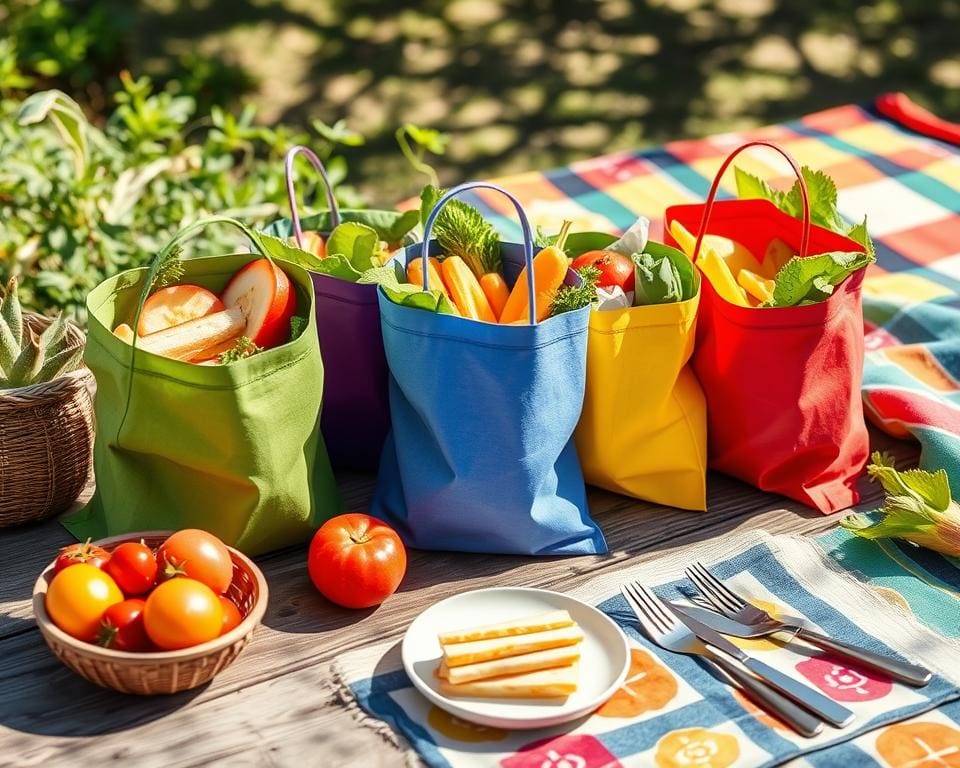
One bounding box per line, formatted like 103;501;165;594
326;221;380;272
150;244;185;292
550;266;600;316
840;452;960;557
735;164;877;256
218;336;261;365
631;242;698;306
420;185;501;278
289;315;307;341
768;251;873;307
360;263;457;315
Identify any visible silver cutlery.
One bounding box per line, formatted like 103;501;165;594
620;581;825;737
663;599;855;727
685;562;932;687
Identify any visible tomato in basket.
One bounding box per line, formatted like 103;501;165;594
54;540;110;574
46;564;124;642
106;541;158;595
158;528;233;594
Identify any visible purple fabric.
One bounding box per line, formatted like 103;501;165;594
312;271;390;470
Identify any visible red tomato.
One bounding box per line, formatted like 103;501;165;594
106;542;158;595
157;529;233;594
138;284;225;336
571;250;635;292
301;231;326;258
219;596;243;635
54;540;110;574
144;578;223;650
45;564;124;642
308;513;407;609
220;259;296;350
98;598;151;651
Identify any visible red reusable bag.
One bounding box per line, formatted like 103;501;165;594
664;141;870;513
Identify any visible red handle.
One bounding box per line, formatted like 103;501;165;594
692;140;810;264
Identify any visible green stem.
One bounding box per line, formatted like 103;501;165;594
395;127;439;188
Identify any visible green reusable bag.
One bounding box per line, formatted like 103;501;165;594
64;217;340;555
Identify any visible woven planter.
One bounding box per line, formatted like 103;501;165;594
33;532;269;695
0;312;94;527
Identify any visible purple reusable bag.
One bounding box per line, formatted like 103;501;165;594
263;145;393;470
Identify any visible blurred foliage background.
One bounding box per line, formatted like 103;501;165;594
1;0;958;316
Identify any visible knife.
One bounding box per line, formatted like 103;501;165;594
671;602;932;687
669;603;855;727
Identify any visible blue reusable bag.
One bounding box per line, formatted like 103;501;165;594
370;183;606;555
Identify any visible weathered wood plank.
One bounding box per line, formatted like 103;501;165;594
0;429;917;766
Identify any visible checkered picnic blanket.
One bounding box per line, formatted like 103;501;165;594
460;97;960;496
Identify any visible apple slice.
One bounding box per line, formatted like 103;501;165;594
138;284;225;336
220;258;296;350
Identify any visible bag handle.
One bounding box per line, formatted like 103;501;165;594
119;216;280;441
284;145;341;250
421;182;537;325
692;140;810;264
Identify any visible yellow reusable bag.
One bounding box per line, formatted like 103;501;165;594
572;238;708;511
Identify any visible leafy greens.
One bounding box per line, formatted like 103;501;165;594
734;165;877;307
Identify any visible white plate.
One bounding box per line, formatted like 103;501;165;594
401;587;630;730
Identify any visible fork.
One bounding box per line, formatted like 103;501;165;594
685;562;932;687
620;582;824;736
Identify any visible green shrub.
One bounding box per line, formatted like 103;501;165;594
0;75;367;320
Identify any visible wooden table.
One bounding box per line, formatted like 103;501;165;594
0;430;913;767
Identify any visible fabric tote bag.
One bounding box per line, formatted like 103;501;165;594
261;145;417;470
569;233;707;511
370;183;606;555
664;141;870;513
65;216;341;556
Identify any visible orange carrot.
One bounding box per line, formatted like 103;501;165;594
499;222;572;324
440;256;496;322
479;272;509;321
407;257;450;299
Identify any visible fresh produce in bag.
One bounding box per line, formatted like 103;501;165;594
665;141;874;513
559;217;708;510
259;145;420;470
370;182;605;555
65;217;340;555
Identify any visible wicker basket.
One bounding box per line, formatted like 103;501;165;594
32;532;269;695
0;311;94;527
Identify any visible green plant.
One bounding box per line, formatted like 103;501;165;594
396;123;449;188
0;276;82;389
0;79;368;320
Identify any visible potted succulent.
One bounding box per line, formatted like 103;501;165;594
0;277;94;526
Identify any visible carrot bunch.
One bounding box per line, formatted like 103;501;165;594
408;187;577;324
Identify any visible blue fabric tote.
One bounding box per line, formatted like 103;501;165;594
370;183;606;555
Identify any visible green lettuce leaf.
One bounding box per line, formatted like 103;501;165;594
769;250;873;307
326;221;380;272
633;251;682;305
359;263;456;315
735;165;876;256
251;232;325;271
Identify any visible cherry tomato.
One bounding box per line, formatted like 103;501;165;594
45;563;124;642
106;542;158;595
308;513;407;609
98;598;151;651
144;578;223;650
157;529;233;594
219;596;243;635
571;250;635;292
54;540;110;574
